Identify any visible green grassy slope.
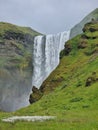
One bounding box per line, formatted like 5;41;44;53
0;22;98;129
18;21;98;129
0;22;40;37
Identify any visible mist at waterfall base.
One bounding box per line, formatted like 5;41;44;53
0;31;70;112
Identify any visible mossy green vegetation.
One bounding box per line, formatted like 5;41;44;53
0;22;40;70
0;22;98;129
0;22;40;37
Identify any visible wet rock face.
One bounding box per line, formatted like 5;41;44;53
2;30;34;44
3;30;25;40
29;86;43;104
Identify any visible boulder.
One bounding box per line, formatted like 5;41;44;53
78;40;88;49
29;86;43;104
64;43;72;55
85;72;97;87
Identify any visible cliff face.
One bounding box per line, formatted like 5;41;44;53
0;22;40;111
29;20;98;104
70;8;98;39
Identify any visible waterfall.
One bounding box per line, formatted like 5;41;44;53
0;31;70;112
32;31;70;88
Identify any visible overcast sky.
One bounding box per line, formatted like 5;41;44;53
0;0;98;34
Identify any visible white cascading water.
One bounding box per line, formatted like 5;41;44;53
32;31;70;88
0;31;70;112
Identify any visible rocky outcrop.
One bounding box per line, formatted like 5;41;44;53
29;86;43;104
85;72;98;87
64;43;72;55
70;8;98;39
78;40;88;49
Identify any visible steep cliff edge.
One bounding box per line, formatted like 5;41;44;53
0;22;40;111
70;8;98;39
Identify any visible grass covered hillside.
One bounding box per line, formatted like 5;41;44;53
0;22;40;111
0;22;39;37
0;21;98;130
17;21;98;129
